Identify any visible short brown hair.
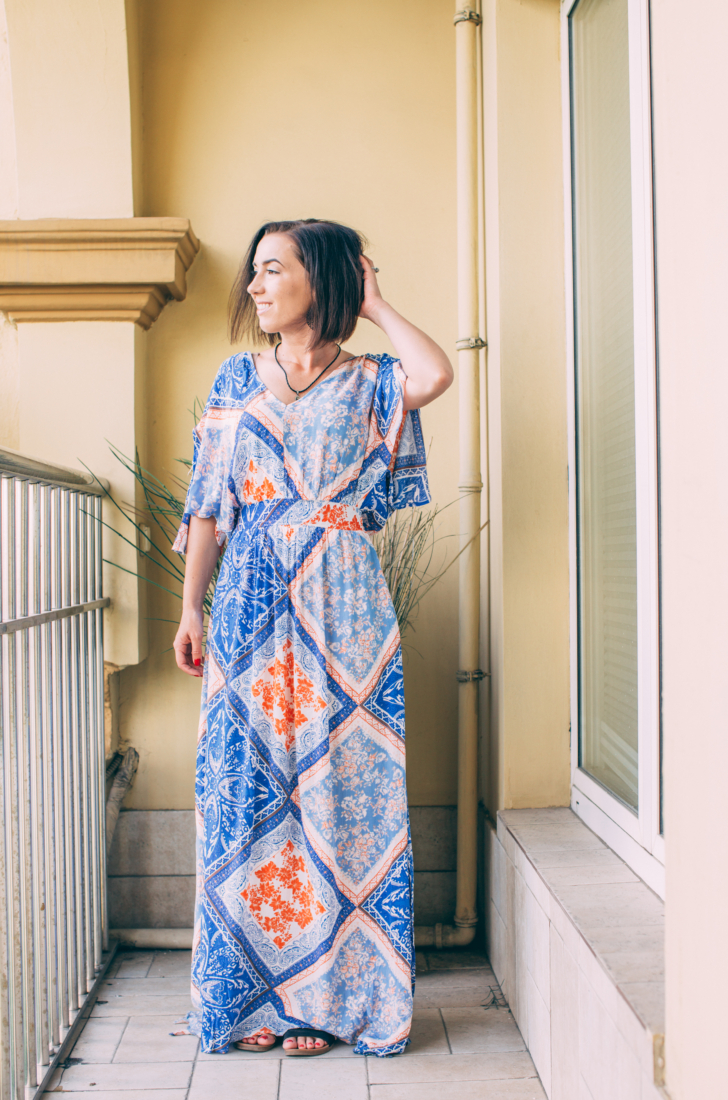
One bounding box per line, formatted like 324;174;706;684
228;219;367;348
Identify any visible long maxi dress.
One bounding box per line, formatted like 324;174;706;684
172;351;430;1056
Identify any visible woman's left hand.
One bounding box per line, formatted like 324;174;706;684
356;254;454;409
359;255;385;323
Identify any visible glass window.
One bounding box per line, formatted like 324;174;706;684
570;0;639;810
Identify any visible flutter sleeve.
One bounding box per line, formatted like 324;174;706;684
360;353;431;532
172;356;248;554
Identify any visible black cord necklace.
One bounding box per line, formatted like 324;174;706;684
274;342;341;400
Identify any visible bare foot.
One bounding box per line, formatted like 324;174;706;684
282;1035;326;1051
238;1033;276;1050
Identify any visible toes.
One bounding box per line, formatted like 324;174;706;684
315;1039;324;1048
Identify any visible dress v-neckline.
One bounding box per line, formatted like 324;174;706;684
249;351;362;409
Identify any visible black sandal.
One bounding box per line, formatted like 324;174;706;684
282;1027;335;1056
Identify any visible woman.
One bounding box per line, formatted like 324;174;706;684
173;219;452;1057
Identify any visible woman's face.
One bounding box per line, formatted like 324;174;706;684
247;232;313;335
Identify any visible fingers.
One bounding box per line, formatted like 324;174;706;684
360;254;380;275
174;629;204;677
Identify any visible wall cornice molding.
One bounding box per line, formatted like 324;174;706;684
0;218;200;329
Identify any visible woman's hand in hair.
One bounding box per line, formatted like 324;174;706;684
357;256;453;410
359;255;386;324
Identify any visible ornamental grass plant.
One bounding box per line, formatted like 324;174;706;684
92;407;483;642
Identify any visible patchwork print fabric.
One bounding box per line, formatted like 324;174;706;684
173;353;429;1056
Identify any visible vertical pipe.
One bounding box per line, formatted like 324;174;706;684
454;2;483;936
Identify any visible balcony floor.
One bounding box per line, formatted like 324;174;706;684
45;948;545;1100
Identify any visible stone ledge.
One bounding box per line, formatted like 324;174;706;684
487;808;666;1098
0;218;200;329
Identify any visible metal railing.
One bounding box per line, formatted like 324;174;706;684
0;448;112;1100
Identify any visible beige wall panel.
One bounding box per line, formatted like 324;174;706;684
17;321;148;667
652;2;728;1097
484;0;570;812
0;1;19;445
120;0;462;810
0;315;18;448
3;0;133;218
0;0;18;219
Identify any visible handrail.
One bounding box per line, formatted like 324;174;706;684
0;463;109;1100
0;599;110;636
0;445;108;495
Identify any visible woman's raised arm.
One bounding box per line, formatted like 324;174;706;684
359;256;454;410
173;516;221;677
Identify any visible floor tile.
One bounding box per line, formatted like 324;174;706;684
60;1062;193;1091
188;1058;280;1100
442;1008;527;1054
369;1051;538;1084
46;1092;186;1100
113;955;155;979
407;1009;450;1055
370;1081;547;1099
424;951;492;971
147;953;192;979
92;996;192;1019
102;978;191;997
279;1057;367;1100
70;1018;129;1064
113;1016;199;1062
414;970;493;1008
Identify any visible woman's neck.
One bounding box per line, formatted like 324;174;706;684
276;329;340;372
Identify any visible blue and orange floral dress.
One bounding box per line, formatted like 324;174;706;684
173;351;430;1055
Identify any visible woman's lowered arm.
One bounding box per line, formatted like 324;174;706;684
173;515;221;677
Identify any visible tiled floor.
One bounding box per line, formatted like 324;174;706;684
45;948;546;1100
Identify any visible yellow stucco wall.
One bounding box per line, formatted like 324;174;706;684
482;0;571;812
120;0;463;810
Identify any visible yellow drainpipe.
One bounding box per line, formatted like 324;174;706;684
415;1;483;950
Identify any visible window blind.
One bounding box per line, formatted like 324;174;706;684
571;0;639;809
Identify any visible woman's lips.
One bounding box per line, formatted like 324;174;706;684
256;302;272;314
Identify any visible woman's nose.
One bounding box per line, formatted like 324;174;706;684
248;274;261;294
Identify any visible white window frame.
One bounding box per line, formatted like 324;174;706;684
561;0;664;897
